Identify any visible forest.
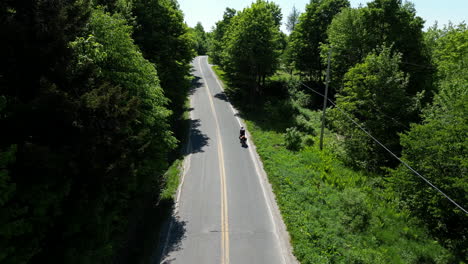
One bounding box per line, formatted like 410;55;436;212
0;0;466;263
0;0;196;263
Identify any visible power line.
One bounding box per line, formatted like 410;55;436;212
298;81;468;214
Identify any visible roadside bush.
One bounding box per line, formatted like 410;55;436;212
264;99;295;122
295;114;316;135
302;134;315;147
337;189;371;232
284;127;302;151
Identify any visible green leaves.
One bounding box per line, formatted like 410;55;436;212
132;0;195;130
0;1;182;262
288;0;349;81
284;127;302;151
243;104;449;263
330;46;412;171
391;24;468;259
326;0;432;100
191;22;209;55
222;0;282;97
210;8;236;65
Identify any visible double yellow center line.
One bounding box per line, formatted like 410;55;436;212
198;57;230;264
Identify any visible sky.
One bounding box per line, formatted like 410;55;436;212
177;0;467;33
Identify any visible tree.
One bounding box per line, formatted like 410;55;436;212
425;23;468;82
286;5;300;33
0;0;91;262
264;0;283;28
132;0;195;139
326;0;433;103
329;46;413;171
209;7;236;65
324;7;367;91
288;0;349;82
55;10;176;262
391;24;468;262
0;3;176;262
222;0;282;100
192;22;208;55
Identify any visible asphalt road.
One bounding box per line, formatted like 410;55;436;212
157;56;297;264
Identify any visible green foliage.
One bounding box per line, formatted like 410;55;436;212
391;24;468;261
286;5;300;33
210;58;453;262
191;22;209;55
326;0;433;100
324;7;367;90
0;0;91;262
264;99;295;124
288;0;349;81
222;0;282;100
302;134;315;147
209;8;236;65
0;2;177;262
425;23;468;82
329;46;413;171
160;159;182;201
284;127;302;151
0;145;20;263
242;102;450;263
132;0;195;138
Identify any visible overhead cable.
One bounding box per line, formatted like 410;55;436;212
298;81;468;214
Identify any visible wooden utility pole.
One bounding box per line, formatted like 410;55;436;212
320;48;332;150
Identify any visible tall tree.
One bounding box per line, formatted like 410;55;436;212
0;2;176;262
391;23;468;262
289;0;350;82
329;46;414;171
326;0;433;102
223;0;282;100
324;7;367;91
210;7;236;65
132;0;195;140
286;5;300;33
192;22;208;55
0;1;91;262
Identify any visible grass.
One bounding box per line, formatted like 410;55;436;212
212;65;228;84
160;159;182;201
245;113;449;263
210;64;451;263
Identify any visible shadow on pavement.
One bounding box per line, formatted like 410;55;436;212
213;92;229;102
189;76;203;96
157;213;187;264
188;119;209;154
150;205;187;264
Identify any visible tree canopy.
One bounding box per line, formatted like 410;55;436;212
192;22;209;55
330;46;413;171
391;23;468;260
222;0;282;99
0;0;190;262
326;0;433;102
288;0;349;82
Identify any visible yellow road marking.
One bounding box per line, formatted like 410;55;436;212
198;57;230;264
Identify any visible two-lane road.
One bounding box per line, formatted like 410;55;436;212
157;56;297;264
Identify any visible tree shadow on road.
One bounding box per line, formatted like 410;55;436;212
213;92;229;102
149;200;187;264
156;213;187;264
187;119;209;154
189;76;203;96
